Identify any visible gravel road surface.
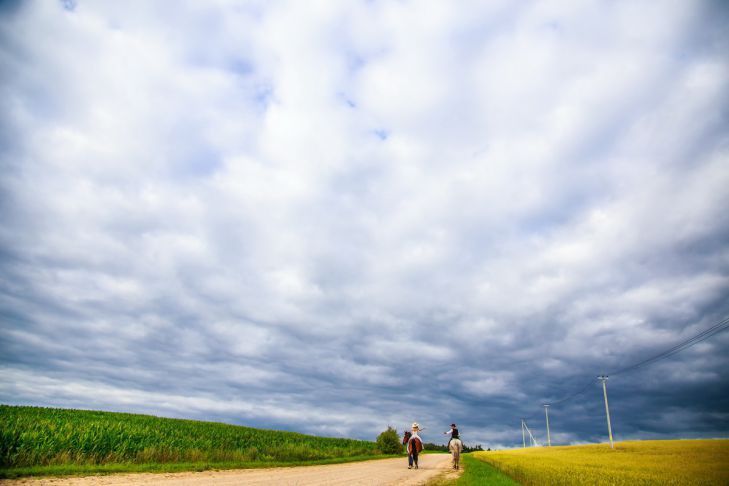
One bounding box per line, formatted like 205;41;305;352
3;454;459;485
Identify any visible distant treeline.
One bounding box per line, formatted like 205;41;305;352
0;405;383;472
424;442;486;452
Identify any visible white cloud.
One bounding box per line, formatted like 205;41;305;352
1;0;728;446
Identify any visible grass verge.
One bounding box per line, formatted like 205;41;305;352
426;453;519;486
457;454;520;485
0;454;401;479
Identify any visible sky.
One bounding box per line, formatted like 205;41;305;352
1;0;728;449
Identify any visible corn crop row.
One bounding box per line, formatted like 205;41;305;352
0;405;379;467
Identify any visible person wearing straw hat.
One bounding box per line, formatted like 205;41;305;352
407;422;425;469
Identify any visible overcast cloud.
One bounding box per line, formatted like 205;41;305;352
1;0;728;448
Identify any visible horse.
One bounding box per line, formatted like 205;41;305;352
407;435;423;469
449;438;463;469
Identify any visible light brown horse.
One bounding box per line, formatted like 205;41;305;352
449;438;463;469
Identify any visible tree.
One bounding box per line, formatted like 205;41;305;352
424;442;448;452
463;443;484;452
376;426;402;454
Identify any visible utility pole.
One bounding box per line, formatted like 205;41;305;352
521;419;526;448
544;404;551;446
523;420;539;447
598;375;614;449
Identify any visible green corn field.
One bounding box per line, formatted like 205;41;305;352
0;405;380;469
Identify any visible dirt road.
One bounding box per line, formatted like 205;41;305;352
3;454;459;485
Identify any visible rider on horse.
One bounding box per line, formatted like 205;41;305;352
444;423;460;446
407;423;425;469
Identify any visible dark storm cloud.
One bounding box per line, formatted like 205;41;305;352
1;0;728;448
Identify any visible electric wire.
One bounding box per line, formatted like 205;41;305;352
516;315;729;444
546;379;597;406
522;411;543;423
608;316;729;376
542;315;729;406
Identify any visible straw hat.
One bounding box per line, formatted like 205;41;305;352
411;422;421;431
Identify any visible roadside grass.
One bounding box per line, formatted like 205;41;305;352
472;439;729;486
0;454;400;479
427;453;520;486
457;454;520;485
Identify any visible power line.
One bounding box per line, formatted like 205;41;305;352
516;315;729;446
608;316;729;376
543;315;729;406
546;379;596;406
523;411;543;423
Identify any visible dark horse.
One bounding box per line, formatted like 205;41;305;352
406;433;423;469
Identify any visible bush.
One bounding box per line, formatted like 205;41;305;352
376;426;402;455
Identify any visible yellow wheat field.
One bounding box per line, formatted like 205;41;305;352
473;439;729;485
